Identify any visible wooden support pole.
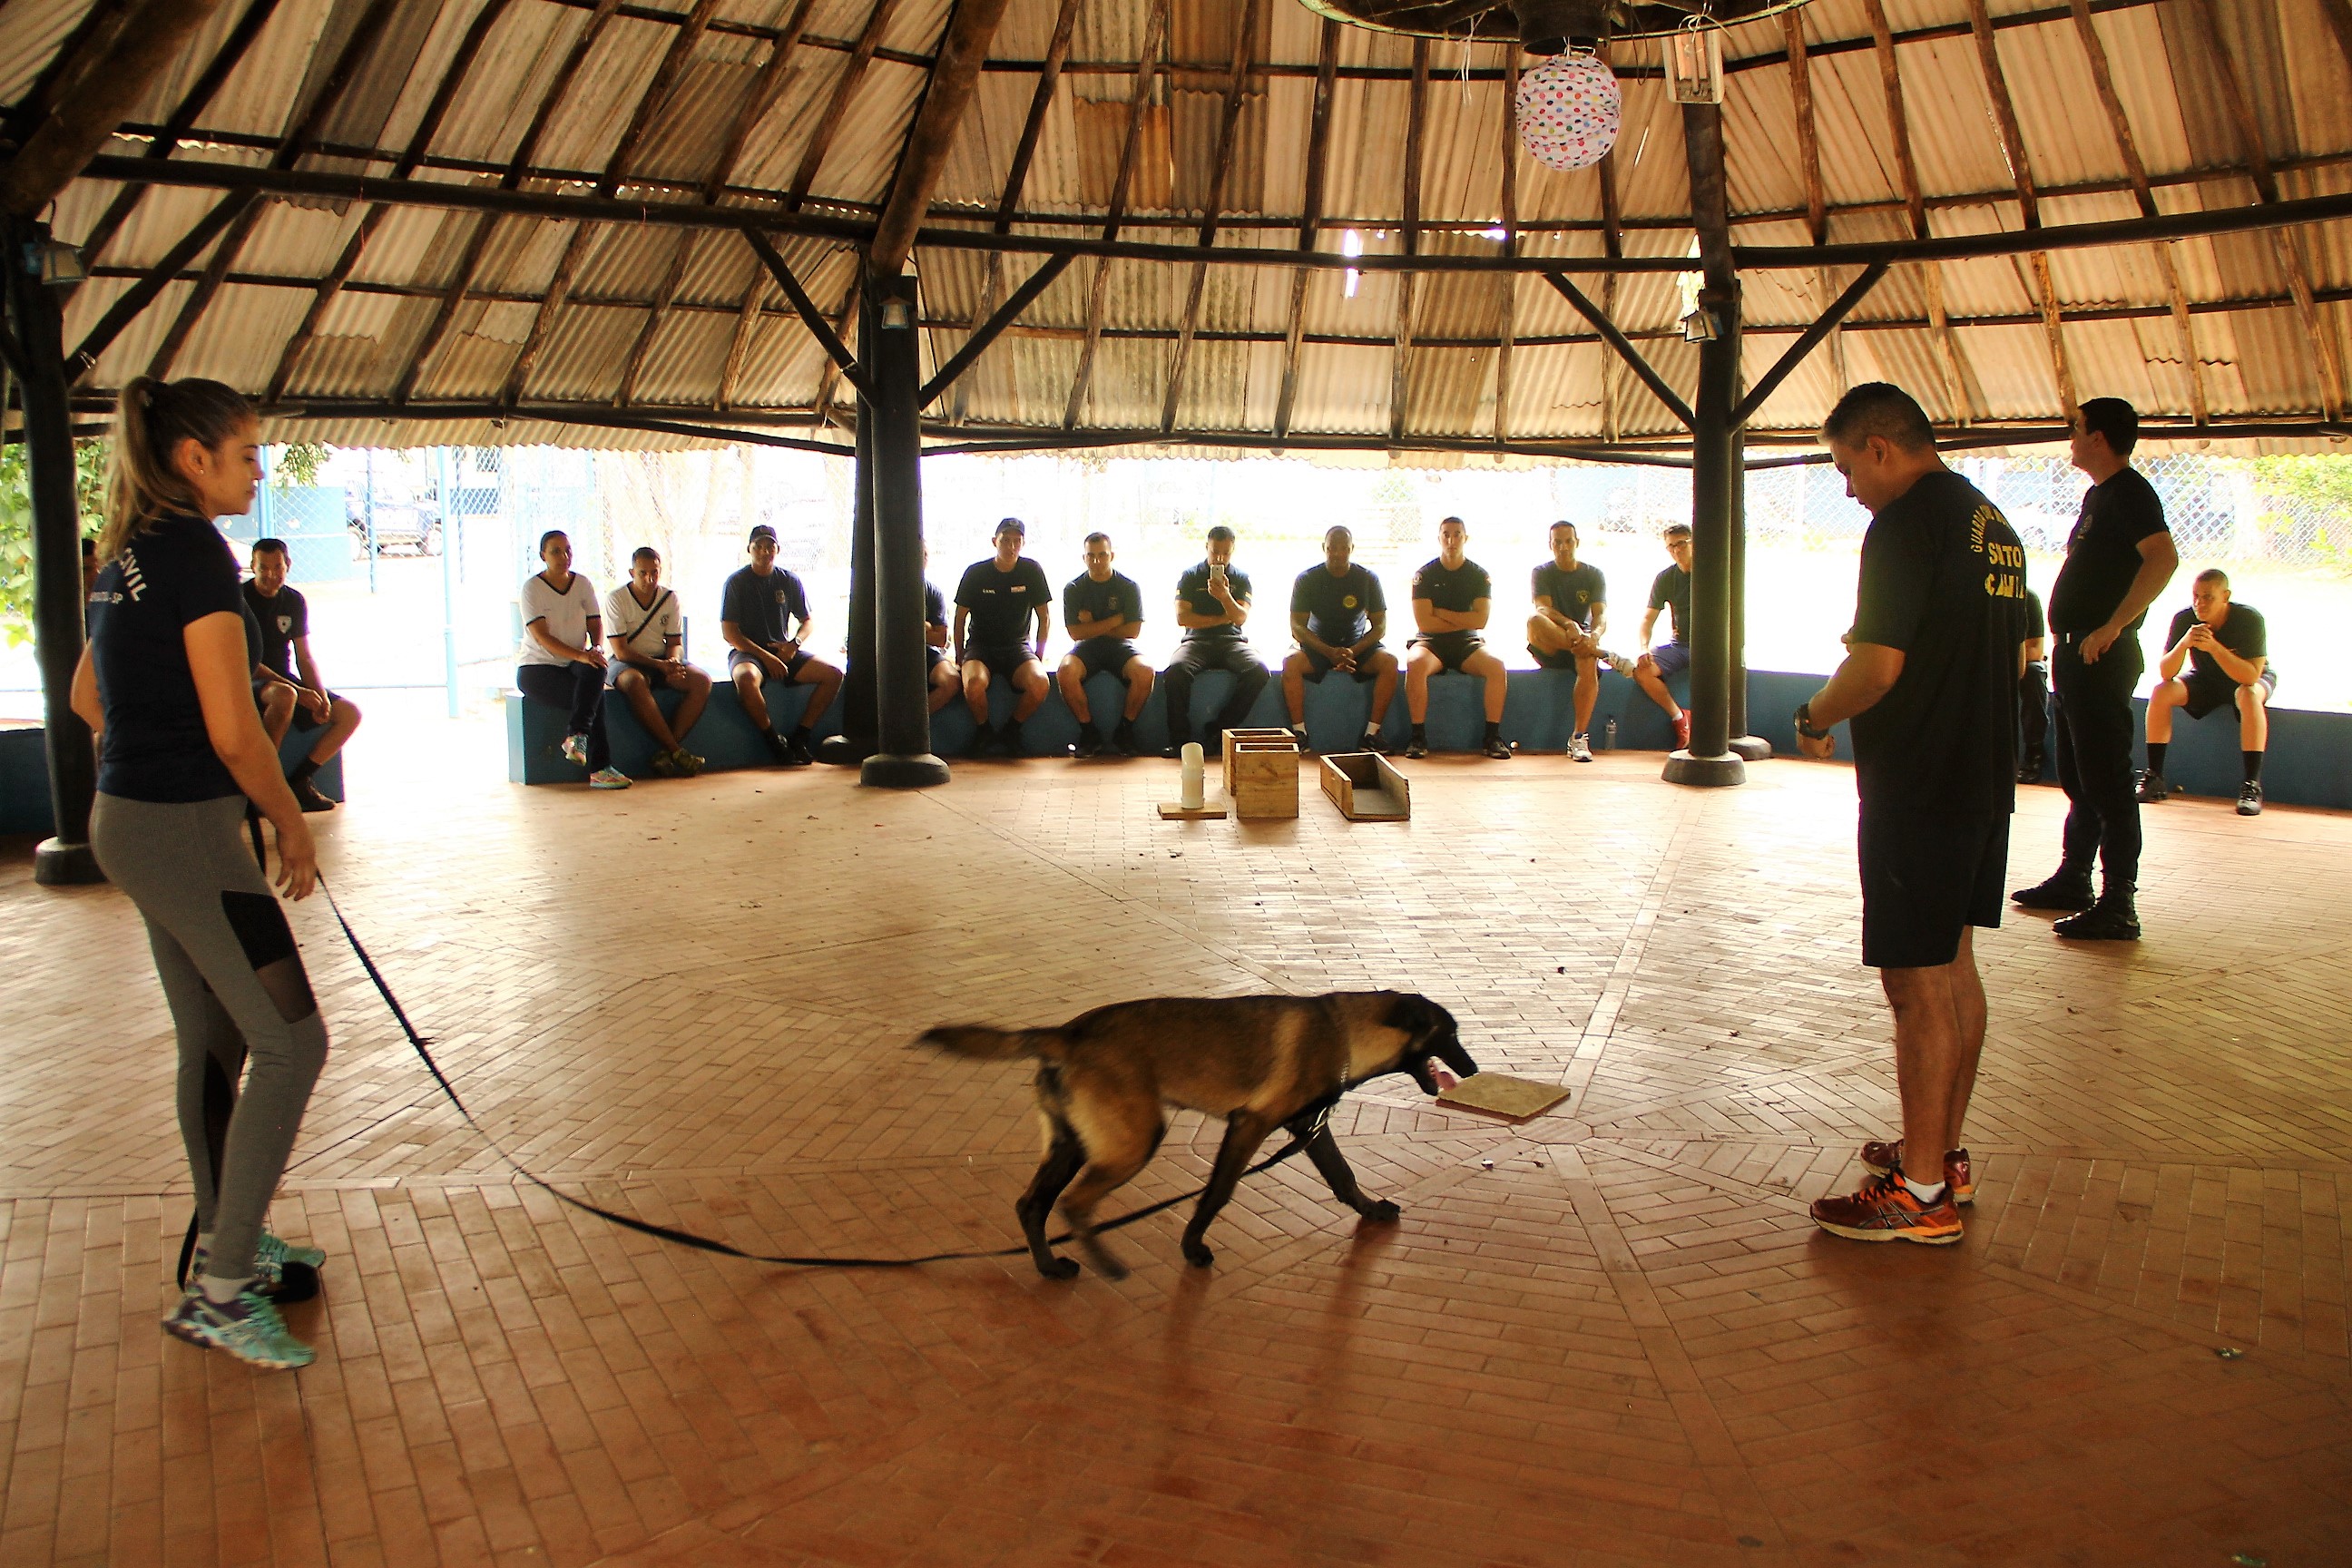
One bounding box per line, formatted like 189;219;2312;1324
3;218;102;882
818;399;881;764
1661;103;1745;787
859;271;950;789
787;0;903;211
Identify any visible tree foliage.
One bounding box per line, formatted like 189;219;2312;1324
0;438;110;646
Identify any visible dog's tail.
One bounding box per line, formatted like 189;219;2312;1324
916;1024;1065;1062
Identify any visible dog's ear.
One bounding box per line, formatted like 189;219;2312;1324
1382;993;1436;1041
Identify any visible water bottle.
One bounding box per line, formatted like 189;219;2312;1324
1604;717;1617;751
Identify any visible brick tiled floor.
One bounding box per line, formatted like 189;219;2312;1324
4;722;2349;1566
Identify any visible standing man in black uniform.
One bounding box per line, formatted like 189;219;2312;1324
954;517;1054;757
1404;516;1512;760
1282;525;1397;753
1793;383;2027;1245
1161;525;1269;757
2015;586;2048;783
1057;532;1153;757
2013;398;2178;940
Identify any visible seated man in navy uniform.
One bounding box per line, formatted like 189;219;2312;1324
720;524;841;766
1281;525;1396;754
922;546;958;715
1056;532;1152;757
1404;516;1512;760
1524;520;1614;762
242;537;361;811
2139;568;2276;816
954;517;1054;757
1161;525;1269;757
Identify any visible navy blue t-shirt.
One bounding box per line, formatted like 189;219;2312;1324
720;564;810;647
87;514;244;803
1648;564;1692;644
1175;562;1252;645
1291;564;1385;646
925;582;947;632
956;556;1052;649
240;581;309;680
1064;570;1142;638
1532;561;1605;628
1412;557;1492;614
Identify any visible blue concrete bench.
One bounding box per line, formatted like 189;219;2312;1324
1;720;345;836
506;678;843;784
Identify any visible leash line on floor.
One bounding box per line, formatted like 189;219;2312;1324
248;876;1307;1271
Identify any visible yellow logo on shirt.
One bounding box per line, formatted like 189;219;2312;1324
1343;595;1358;609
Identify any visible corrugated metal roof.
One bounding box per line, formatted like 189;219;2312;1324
11;0;2352;455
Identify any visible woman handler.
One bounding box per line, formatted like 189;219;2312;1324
72;377;329;1370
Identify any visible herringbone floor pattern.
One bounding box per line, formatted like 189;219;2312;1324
3;712;2347;1567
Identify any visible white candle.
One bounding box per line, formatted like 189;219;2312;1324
1180;742;1204;809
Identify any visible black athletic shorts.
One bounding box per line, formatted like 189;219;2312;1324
252;681;340;731
1303;644;1383;682
926;643;948;670
609;661;685;690
1068;637;1142;681
1410;632;1485;672
729;646;810;680
1857;806;2009;969
2181;666;2277;720
1529;644;1594;671
965;643;1041;681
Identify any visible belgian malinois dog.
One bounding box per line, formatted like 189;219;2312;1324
918;991;1477;1279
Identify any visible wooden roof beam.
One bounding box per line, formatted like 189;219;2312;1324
1161;0;1264;434
0;0;228;217
1785;9;1847;395
1272;17;1340;443
871;0;1015;276
786;0;902;212
1063;0;1168;430
1597;67;1623;445
1965;0;2074;416
1388;38;1427;444
1493;49;1519;448
1865;0;1970;425
2181;0;2340;421
2066;0;2201;423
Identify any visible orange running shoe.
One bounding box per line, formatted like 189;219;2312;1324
1859;1140;1975;1205
1810;1171;1964;1245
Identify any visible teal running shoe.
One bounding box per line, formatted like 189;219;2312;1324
189;1231;325;1304
162;1288;315;1369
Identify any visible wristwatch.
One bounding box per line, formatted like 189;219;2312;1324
1794;701;1832;740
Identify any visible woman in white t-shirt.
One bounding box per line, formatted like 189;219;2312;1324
517;531;629;789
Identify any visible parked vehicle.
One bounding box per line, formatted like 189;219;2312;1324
349;503;442;556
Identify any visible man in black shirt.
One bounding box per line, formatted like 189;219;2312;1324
954;517;1054;757
2013;398;2179;940
2141;568;2275;815
2016;586;2049;784
1794;383;2026;1246
1057;532;1153;757
242;538;361;811
1525;520;1614;761
720;524;841;766
1632;525;1695;753
1161;525;1269;756
1405;516;1511;760
922;546;957;715
1282;525;1396;753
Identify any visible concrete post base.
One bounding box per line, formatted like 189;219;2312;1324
34;838;103;885
1661;750;1746;788
817;734;877;767
861;752;952;789
1728;735;1774;761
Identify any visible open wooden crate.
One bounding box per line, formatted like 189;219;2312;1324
1220;729;1299;819
1318;751;1410;820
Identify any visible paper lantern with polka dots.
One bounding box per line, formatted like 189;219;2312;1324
1515;52;1622;172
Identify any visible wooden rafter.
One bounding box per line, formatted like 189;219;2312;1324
1161;0;1264;434
2182;0;2341;420
1272;17;1340;442
871;0;1014;273
1388;38;1427;443
265;0;517;403
1964;0;2074;416
2319;0;2352;74
2067;0;2202;423
142;200;262;379
1063;0;1169;430
1785;8;1847;392
76;0;282;269
394;0;622;405
1864;0;1969;425
1493;49;1518;446
67;192;255;377
786;0;903;211
1596;83;1622;444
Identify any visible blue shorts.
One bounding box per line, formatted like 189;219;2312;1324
1647;642;1691;678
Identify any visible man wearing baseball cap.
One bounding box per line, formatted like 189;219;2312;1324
720;524;840;766
953;517;1054;757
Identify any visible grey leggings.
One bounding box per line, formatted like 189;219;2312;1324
91;792;328;1283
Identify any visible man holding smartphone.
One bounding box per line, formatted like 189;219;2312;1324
1161;525;1269;758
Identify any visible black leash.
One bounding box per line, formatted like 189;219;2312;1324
289;875;1307;1270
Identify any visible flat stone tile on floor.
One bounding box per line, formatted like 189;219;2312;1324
3;717;2348;1567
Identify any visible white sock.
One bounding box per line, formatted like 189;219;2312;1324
199;1271;254;1306
1364;721;1381;738
1900;1172;1946;1203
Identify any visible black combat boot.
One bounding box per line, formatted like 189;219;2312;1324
2053;880;2140;941
2011;867;2094;911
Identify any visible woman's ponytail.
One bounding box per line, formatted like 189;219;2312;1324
99;376;256;562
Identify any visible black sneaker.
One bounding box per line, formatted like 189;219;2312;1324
1003;721;1026;757
2015;749;2044;784
1288;722;1311;753
1405;735;1428;760
1482;734;1513;760
2054;895;2141;942
2012;872;2094;912
1363;730;1393;756
288;775;336;812
966;724;997;759
763;730;792;765
1160;740;1188;760
2238;781;2264;816
2133;769;2169;804
1112;719;1139;756
782;733;814;767
1073;729;1104;759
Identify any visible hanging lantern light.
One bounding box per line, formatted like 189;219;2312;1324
1515;50;1621;172
1663;15;1727;105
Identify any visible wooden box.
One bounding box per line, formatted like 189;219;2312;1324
1223;735;1299;819
1319;751;1411;820
1220;728;1295;793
